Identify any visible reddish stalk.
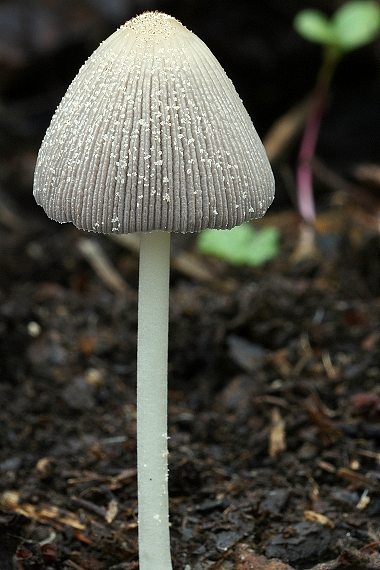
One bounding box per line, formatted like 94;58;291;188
296;46;342;223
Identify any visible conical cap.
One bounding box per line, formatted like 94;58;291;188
34;11;275;234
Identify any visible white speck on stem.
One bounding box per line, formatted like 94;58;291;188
137;231;171;570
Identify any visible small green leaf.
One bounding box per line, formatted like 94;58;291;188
293;10;336;45
197;223;279;266
333;0;380;51
294;1;380;51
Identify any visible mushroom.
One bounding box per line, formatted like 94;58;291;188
33;11;275;570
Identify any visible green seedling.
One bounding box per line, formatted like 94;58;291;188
293;0;380;223
198;223;279;266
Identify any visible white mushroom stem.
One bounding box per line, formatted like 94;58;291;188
137;230;172;570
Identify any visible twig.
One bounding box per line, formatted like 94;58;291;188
64;561;87;570
71;496;108;520
263;97;311;163
77;237;132;296
110;233;236;293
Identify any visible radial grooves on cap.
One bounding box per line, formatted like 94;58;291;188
174;52;208;232
185;39;231;228
186;35;265;227
33;12;274;234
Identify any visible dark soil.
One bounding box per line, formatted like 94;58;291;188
1;207;380;570
1;2;380;569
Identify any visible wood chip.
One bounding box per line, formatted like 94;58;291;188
303;393;342;445
235;543;295;570
304;510;335;529
105;499;118;524
337;467;373;489
269;407;286;458
1;490;85;530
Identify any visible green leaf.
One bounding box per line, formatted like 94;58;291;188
294;1;380;51
293;10;337;45
197;223;279;266
333;0;380;51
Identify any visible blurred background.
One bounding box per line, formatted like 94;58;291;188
1;6;380;566
1;0;380;228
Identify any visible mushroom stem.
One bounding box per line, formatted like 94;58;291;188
137;230;172;570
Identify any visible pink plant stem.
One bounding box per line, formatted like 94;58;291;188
296;46;341;223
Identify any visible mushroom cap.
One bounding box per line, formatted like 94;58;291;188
33;11;275;234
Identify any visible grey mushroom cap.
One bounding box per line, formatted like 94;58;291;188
33;11;275;234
